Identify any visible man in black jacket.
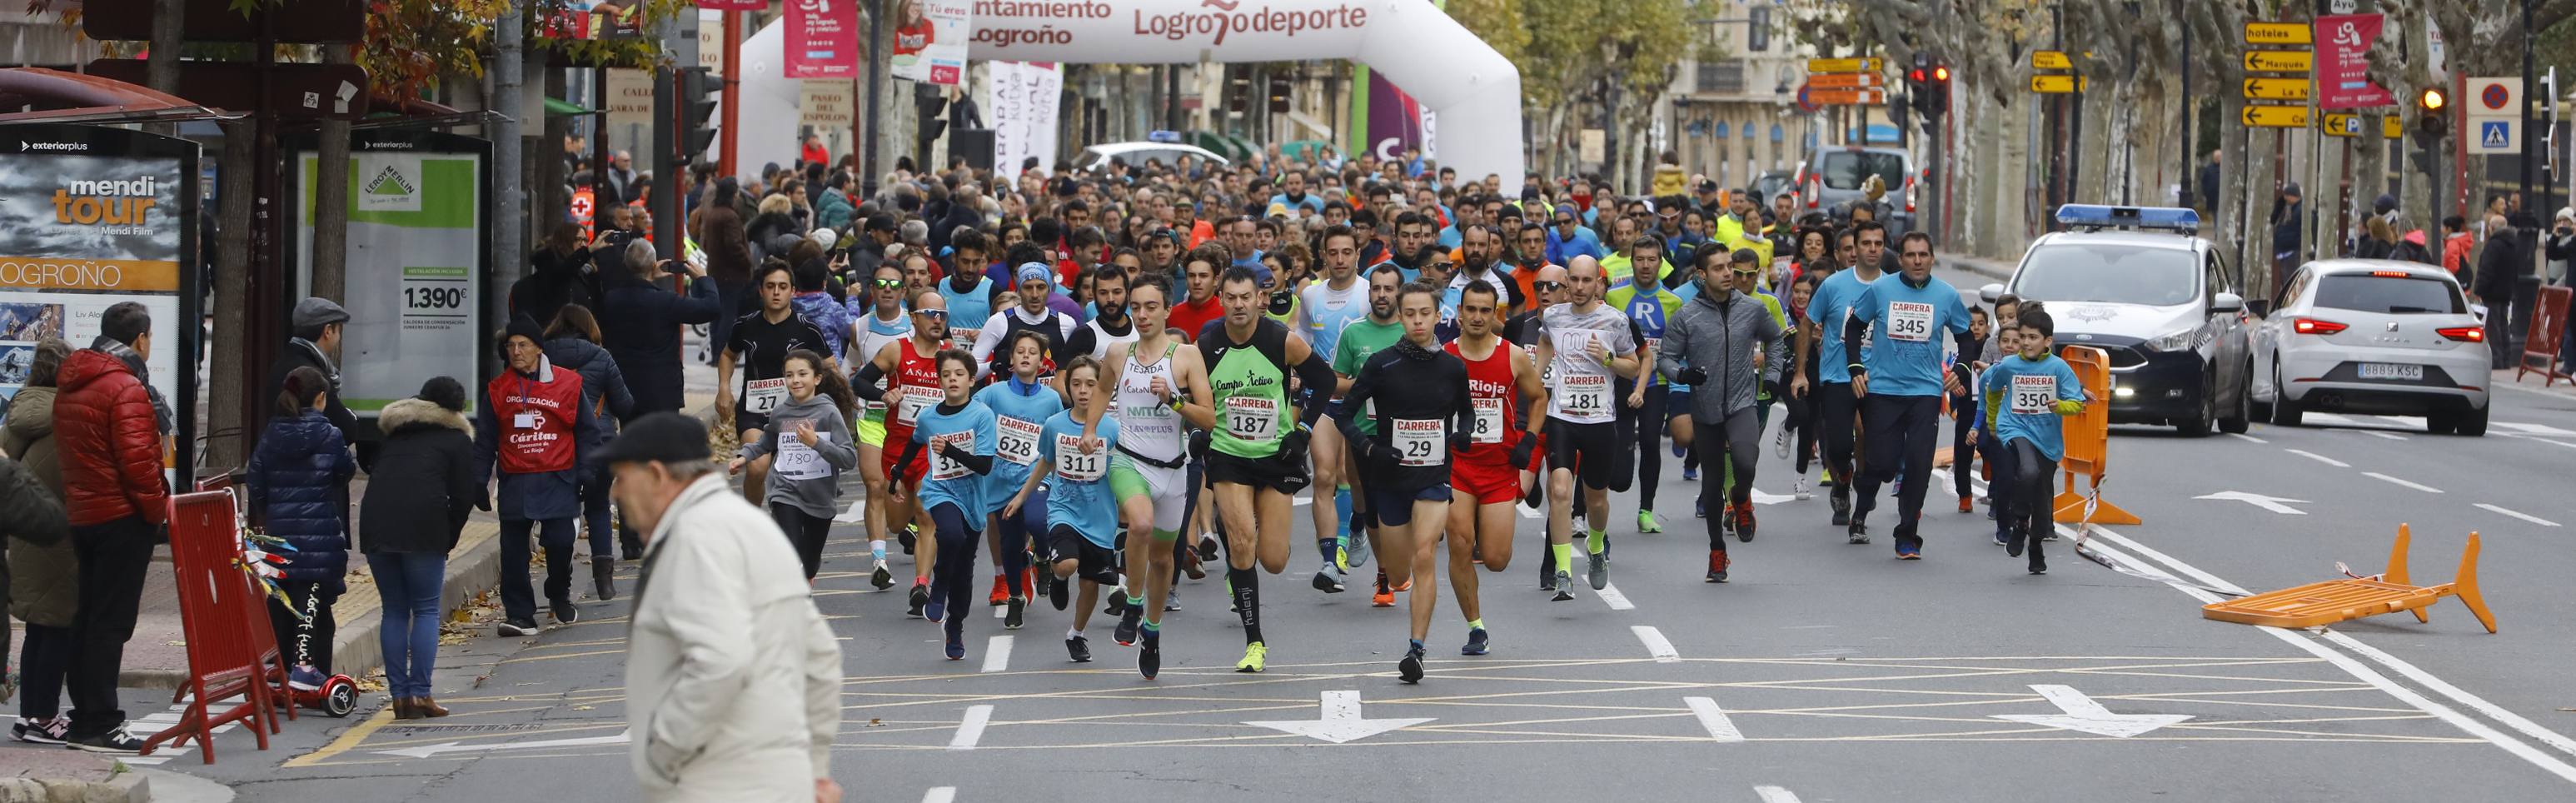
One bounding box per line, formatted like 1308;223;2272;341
268;298;371;467
2474;214;2531;367
599;239;722;417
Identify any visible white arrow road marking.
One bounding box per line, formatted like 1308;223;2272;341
2192;491;2309;515
2285;448;2349;467
949;705;994;750
1751;786;1802;803
1595;581;1636;611
2362;472;2442;493
1746;486;1795;506
2475;503;2562;527
1631;626;1679;662
835;497;867;523
922;787;957;803
1684;696;1744;742
1243;691;1434;744
371;729;631;759
1990;684;2192;737
981;635;1014;672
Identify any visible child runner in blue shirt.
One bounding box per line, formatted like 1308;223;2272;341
974;331;1067;630
1009;355;1122;664
894;348;1000;660
1979;308;2087;575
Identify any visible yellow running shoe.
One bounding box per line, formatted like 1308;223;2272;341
1235;641;1268;673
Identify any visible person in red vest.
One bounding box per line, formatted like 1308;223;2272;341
476;314;606;637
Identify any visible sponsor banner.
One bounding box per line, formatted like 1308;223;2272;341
894;0;973;85
1363;67;1432;163
295;132;489;413
984;61;1062;182
2314;13;2393;109
785;0;859;79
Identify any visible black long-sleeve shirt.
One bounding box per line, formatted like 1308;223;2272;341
1333;340;1472;491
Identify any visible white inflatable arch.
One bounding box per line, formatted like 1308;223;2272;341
735;0;1525;182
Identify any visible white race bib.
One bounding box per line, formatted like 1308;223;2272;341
1053;434;1106;481
1471;397;1506;444
1887;302;1935;343
996;416;1043;466
743;378;788;415
1559;373;1609;418
1392;418;1445;467
1223;396;1280;441
773;426;832;481
895;385;940;427
929;431;974;481
2010;374;2055;415
512;411;539;430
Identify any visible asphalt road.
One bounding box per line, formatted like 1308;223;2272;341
49;266;2576;802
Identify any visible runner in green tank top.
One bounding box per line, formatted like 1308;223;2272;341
1195;264;1343;674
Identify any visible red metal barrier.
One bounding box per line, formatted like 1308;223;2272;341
2518;286;2572;387
140;489;278;763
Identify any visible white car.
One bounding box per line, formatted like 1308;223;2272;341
2250;259;2490;436
1071;142;1230;174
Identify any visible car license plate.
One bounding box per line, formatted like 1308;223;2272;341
2358;363;2424;381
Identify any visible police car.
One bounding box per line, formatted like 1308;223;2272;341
1979;205;2255;436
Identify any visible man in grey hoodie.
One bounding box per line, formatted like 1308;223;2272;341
1658;247;1785;582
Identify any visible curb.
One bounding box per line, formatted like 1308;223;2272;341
0;771;148;803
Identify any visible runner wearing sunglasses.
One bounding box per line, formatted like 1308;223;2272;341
855;290;957;616
848;265;914;588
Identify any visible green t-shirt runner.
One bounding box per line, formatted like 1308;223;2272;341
1203;318;1298;460
1330;317;1405;434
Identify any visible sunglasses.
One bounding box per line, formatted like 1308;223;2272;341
1731;268;1761;277
1553;219;1574;226
1533;281;1565;292
874;278;905;289
913;308;949;319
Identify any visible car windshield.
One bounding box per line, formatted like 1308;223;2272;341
1820;151;1905;191
2314;274;2464;314
2011;244;2199;307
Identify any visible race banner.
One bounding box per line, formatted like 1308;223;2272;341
984;60;1062;182
292;131;490;414
891;0;970;86
785;0;859;79
1360;67;1435;165
0;124;202;479
2314;13;2394;109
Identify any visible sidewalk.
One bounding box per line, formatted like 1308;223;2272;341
1938;254;2015;282
0;749;148;802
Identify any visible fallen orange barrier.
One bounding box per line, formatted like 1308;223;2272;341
2050;346;2138;526
2201;524;2496;633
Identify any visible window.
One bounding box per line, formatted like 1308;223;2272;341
1817;150;1906;191
1697;60;1746;95
2313;274;2467;314
1748;7;1771;52
2011;244;2200;307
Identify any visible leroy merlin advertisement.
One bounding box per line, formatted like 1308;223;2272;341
0;124;202;477
291;131;490;413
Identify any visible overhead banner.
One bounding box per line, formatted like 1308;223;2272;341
292;131;491;414
892;0;970;85
799;79;857;128
1360;66;1433;164
984;60;1062;182
0;124;202;479
784;0;859;79
2314;13;2393;109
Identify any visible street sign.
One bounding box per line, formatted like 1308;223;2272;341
1806;57;1883;74
2242;77;2310;102
2385;115;2404;138
2242;105;2310;128
2320;113;2363;137
1809;88;1886;105
2468;77;2523;113
2030;75;2086;94
2244;51;2314;72
2470;119;2520;153
2244;22;2313;45
86;59;370;121
2033;51;2072;70
84;0;364;42
1807;72;1884;89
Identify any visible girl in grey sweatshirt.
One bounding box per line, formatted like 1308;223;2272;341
734;349;859;579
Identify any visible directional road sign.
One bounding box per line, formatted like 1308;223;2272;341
2320;113;2363;137
2240;105;2310;128
2030;75;2087;94
1808;88;1886;105
1807;72;1885;89
2242;77;2310;102
2033;51;2072;70
1806;57;1883;74
2244;21;2313;46
2245;51;2314;72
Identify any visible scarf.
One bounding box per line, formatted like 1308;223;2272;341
92;335;172;436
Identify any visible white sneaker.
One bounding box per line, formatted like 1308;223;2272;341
1793;476;1811;501
1773;427;1790;458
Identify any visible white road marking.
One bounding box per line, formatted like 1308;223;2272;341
949;705;994;750
2305;411;2359;426
2359;430;2409;441
2285;448;2349;467
2362;471;2443;493
2191;491;2309;515
1293;495;1313;506
1243;691;1436;743
119;755;172;766
1630;625;1680;662
922;788;958;803
2375;415;2429;427
2494;421;2576;436
1989;683;2193;737
1517;503;1542;519
2226;432;2269;443
2500;431;2576;450
2074;525;2576;782
1683;696;1745;742
834;497;867;523
2476;503;2563;527
1751;787;1801;803
981;635;1014;673
992;603;1007;619
1595;581;1635;611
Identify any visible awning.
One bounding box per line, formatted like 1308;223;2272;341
0;67;226;125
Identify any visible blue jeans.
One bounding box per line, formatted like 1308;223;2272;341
366;551;446;699
499;517;575;622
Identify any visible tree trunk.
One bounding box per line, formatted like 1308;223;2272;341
309;47;355;303
207;120;257;469
145;0;182;93
492;0;526;328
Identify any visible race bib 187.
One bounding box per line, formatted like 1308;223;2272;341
1223;396;1280;441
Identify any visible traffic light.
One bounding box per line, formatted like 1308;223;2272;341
677;67;719;162
1228;72;1250;115
1268;75;1291;114
2412;87;2449;147
1925;63;1952;117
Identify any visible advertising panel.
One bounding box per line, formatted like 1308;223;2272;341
292;131;491;414
892;0;971;85
785;0;860;79
984;60;1062;182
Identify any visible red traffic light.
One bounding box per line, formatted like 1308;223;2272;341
1909;67;1926;82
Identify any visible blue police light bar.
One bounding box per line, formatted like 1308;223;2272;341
1146;130;1183;143
2055;204;2200;233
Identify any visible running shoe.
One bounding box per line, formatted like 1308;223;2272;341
1830;491;1851;526
1104;589;1130;617
1004;597;1026;630
1705;550;1730;583
1114;607;1142;646
1398;645;1427;684
1671;441;1687;459
1695;497;1707;518
1773;427;1790;458
1163;589;1179;612
899;526;917;555
1993;530;2010;547
1551;571;1577;601
1198;533;1222;562
2041;531;2060;542
1896;543;1922;561
989;576;1009;606
551;600;579;625
1846;519;1871;545
2030;559;2049;576
12;716;69;745
2006;525;2028;558
1587;551;1609;591
944;633;966;661
498;619;539;637
924;594;946;625
1313;568;1347;593
1820;467;1836;486
1023;567;1040;601
1682;466;1699;481
870;561;895;591
1734;505;1756;543
1958;496;1975;513
66;725;143;755
1235;641;1268;673
1344;533;1373;571
1182;556;1207;581
1372;570;1395;607
287;666;326;691
1049;572;1069;611
1637;511;1662;534
1461;627;1490;656
908;582;929;619
1987;506;1998;521
1067;635;1093;663
1794;476;1811;501
1718;503;1735;539
1140;629;1163;679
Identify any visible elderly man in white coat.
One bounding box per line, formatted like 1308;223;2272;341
605;411;844;803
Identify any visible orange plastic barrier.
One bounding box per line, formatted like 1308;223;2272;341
2201;524;2496;633
140;489;282;763
2050;346;2139;526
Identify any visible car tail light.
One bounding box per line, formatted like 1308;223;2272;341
2370;270;2409;277
2293;317;2348;335
1805;176;1820;209
2437;326;2484;342
1903;175;1916;213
